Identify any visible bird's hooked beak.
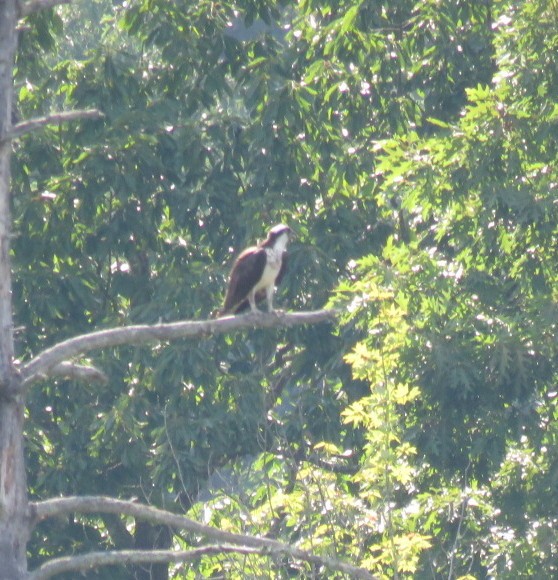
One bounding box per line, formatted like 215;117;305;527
285;225;297;240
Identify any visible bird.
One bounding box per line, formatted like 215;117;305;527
220;224;291;315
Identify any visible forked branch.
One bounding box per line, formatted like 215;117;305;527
20;310;337;388
30;496;375;580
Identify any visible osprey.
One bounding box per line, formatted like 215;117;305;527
221;224;291;315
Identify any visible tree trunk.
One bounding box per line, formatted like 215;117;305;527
0;1;30;578
0;400;29;579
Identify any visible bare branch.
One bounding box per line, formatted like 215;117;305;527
18;0;70;18
5;109;104;142
46;361;108;384
30;495;375;579
29;546;263;580
20;310;337;388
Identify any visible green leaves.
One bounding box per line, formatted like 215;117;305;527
13;0;558;577
333;1;558;576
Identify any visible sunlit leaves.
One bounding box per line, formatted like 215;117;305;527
337;0;558;577
13;0;558;577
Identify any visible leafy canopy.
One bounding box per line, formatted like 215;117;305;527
13;0;558;577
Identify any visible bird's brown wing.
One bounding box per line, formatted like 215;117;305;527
222;247;266;314
234;250;288;314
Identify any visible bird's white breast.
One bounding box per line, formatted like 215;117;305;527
253;247;282;292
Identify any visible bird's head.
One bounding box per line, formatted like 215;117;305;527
265;224;291;251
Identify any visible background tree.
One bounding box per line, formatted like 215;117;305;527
1;0;557;578
3;1;345;578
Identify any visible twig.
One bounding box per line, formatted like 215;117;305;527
448;495;468;580
19;310;337;388
163;402;192;509
5;109;104;142
447;462;471;579
29;495;376;579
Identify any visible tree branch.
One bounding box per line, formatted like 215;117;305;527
19;310;337;389
5;109;104;142
29;546;263;580
18;0;71;18
47;361;108;384
30;495;375;579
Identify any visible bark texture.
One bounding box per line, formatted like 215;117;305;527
0;0;16;379
0;1;29;578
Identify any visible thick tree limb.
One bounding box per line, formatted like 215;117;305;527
30;496;375;579
20;310;337;388
17;0;70;18
5;109;104;142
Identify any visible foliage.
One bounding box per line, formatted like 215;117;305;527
342;283;430;577
10;0;558;577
